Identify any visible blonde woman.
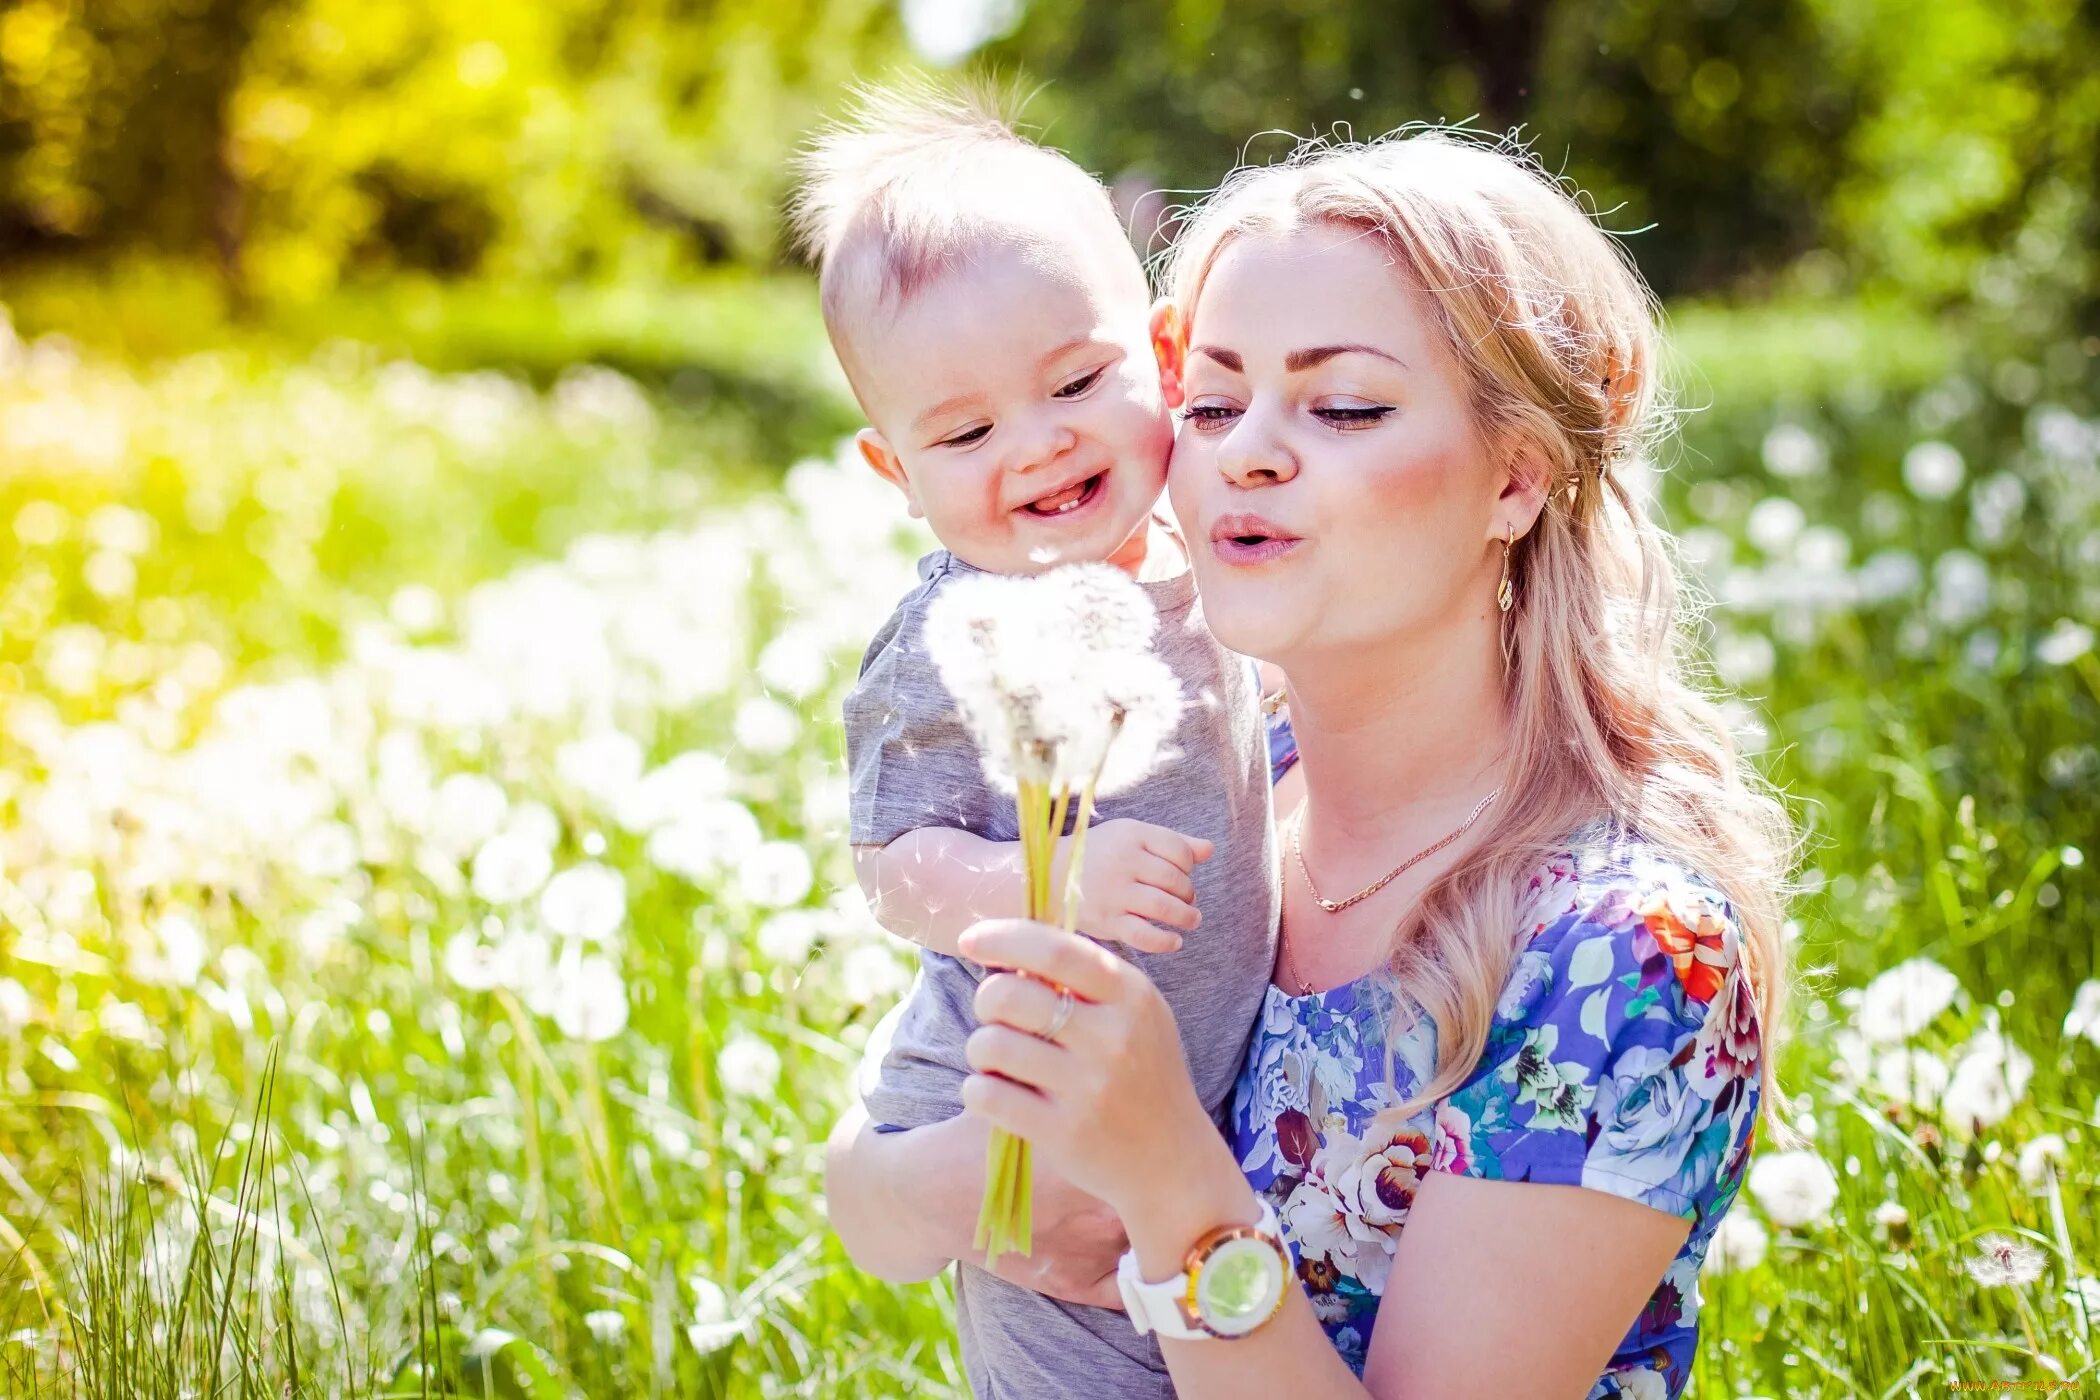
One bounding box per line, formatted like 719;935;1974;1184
827;130;1794;1400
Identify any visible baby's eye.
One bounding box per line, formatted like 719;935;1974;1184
939;424;992;447
1053;369;1104;399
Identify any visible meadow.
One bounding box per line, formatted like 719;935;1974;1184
1;273;2096;1398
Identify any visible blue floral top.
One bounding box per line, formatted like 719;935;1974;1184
1227;819;1763;1398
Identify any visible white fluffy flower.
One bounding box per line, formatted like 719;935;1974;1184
755;626;832;699
556;729;645;807
426;772;507;857
470;829;554;904
2037;619;2095;667
1941;1028;2034;1132
550;954;628;1042
583;1309;626;1344
756;910;823;964
134;912;209;986
1856;958;1960;1042
2017;1134;2067;1187
2064;979;2100;1048
1964;1233;2044;1288
294;821;360;879
1872;1048;1950;1108
1903;440;1966;500
717;1033;782;1098
646;799;761;883
618;751;733;832
1761;423;1827;479
1747;1149;1840;1229
732;697;800;757
738;841;813;908
1704;1211;1768;1274
539;862;627;943
840;943;911;1004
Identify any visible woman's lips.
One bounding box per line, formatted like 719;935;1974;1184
1212;535;1302;565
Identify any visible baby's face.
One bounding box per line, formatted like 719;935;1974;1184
851;242;1173;576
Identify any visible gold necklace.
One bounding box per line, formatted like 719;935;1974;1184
1289;789;1502;914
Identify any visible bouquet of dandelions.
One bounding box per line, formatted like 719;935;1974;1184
923;562;1185;1262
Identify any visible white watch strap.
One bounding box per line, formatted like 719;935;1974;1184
1117;1200;1282;1340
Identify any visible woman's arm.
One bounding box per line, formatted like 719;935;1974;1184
823;1102;1130;1305
956;918;1692;1400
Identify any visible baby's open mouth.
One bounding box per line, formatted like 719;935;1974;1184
1021;471;1106;518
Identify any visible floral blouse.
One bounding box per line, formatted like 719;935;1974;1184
1227;819;1763;1398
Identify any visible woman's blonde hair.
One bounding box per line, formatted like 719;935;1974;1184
1164;129;1799;1133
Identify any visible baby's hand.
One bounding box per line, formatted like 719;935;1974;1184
1060;819;1214;954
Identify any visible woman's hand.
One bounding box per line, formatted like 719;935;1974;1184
957;918;1220;1217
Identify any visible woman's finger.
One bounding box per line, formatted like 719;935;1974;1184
961;1067;1054;1142
958;919;1127;1003
965;1023;1071;1091
1133;852;1198;905
975;970;1075;1039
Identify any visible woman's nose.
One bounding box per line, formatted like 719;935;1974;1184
1215;414;1297;487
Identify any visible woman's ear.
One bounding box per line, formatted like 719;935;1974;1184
856;428;923;520
1493;436;1553;539
1148;299;1188;410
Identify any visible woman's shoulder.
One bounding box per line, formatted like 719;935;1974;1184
1509;815;1747;1020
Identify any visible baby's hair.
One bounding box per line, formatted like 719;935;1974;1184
788;74;1130;341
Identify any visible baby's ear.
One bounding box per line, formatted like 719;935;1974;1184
1148;299;1187;410
856;428;922;519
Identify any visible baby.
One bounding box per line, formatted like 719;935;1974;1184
792;80;1282;1398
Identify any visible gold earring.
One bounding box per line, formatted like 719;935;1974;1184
1497;524;1516;613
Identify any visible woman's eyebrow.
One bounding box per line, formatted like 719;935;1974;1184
1191;345;1243;371
1284;343;1407;372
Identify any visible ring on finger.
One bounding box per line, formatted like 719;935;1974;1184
1040;985;1075;1042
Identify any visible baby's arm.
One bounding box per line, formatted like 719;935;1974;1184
856;820;1213;957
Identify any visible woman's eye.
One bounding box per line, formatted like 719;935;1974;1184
1179;404;1240;433
1313;405;1395;428
941;424;992;447
1053;369;1104;399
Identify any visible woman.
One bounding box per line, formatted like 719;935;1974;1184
828;130;1794;1399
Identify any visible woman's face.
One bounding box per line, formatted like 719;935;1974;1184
1168;220;1511;668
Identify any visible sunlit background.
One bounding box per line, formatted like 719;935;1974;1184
1;0;2097;1394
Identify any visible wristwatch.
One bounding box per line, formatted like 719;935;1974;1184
1116;1199;1290;1340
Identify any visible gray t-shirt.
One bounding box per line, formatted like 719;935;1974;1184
844;547;1280;1400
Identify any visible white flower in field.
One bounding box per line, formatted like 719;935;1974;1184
550;954;628;1042
757;910;823;964
555;729;644;808
739;841;813;908
1712;632;1775;687
540;863;627;943
1704;1210;1767;1274
841;942;911;1004
388;584;445;637
1964;1234;2044;1288
1942;1028;2034;1132
442;927;506;991
733;696;800;757
1856;958;1960;1042
1854;549;1923;603
296;900;361;957
2017;1134;2067;1187
1747;1149;1839;1228
584;1309;626;1344
84;550;137;600
134;912;209;986
0;978;30;1027
2036;619;2095;667
617;751;732;832
1930;550;1992;627
504;800;562;851
85;503;152;555
756;626;832;699
687;1274;746;1354
1903;440;1965;500
2064;979;2100;1047
717;1033;782;1098
1872;1200;1910;1231
427;773;507;857
645;800;762;883
294;820;361;879
1761;423;1827;479
1793;524;1851;574
1744;497;1806;554
99;999;157;1045
470;829;554;904
1872;1048;1950;1108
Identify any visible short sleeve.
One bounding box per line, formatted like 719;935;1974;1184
843;584;1007;849
1430;865;1763;1224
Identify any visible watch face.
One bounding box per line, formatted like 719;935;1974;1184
1196;1237;1286;1337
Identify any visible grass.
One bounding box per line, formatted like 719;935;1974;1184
0;268;2096;1396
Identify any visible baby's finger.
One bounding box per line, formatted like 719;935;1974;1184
1128;884;1200;932
1133;852;1197;905
1140;827;1214;872
1106;916;1184;955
